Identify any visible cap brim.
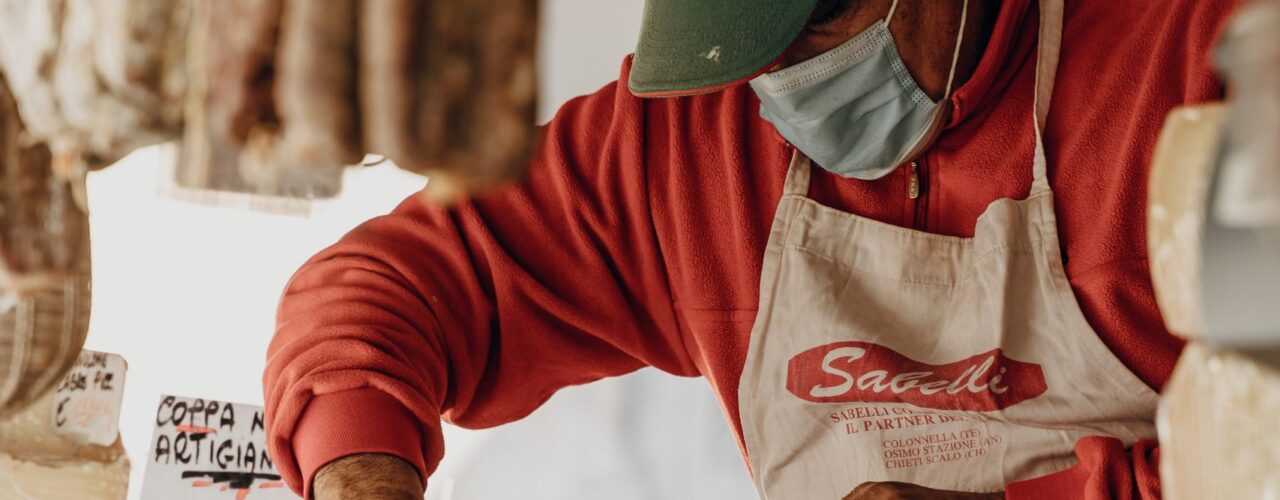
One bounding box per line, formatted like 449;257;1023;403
628;0;819;98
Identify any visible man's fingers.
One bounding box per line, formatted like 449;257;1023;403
843;481;1004;500
844;480;1003;500
843;481;899;500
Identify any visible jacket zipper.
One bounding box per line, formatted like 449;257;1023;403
907;161;921;200
907;159;929;230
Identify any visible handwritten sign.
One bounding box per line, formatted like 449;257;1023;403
141;395;297;499
51;350;127;446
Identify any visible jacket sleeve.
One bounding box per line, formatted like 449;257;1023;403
262;76;693;497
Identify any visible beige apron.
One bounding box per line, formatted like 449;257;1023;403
738;0;1160;496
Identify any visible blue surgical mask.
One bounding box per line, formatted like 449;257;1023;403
750;0;968;180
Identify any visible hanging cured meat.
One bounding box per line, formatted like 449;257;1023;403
176;0;327;198
180;0;540;202
0;0;540;202
0;74;92;419
358;0;423;177
358;0;539;201
0;0;188;178
0;0;543;415
273;0;362;184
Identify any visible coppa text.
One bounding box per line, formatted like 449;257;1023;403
152;397;274;473
142;395;293;499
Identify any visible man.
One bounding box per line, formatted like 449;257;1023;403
264;0;1239;498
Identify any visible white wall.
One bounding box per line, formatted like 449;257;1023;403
83;1;754;499
536;0;644;122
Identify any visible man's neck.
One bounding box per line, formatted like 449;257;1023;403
780;0;1002;101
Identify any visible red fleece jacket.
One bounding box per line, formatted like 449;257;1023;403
264;1;1238;497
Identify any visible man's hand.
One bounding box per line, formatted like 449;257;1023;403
312;453;424;500
843;482;1004;500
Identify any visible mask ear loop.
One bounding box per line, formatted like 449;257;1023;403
884;0;969;98
942;0;971;98
885;0;902;28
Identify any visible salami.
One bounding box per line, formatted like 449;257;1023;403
0;74;92;418
359;0;540;201
275;0;362;170
358;0;422;172
179;0;348;199
0;0;186;173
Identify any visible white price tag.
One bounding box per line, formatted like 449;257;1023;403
51;350;127;446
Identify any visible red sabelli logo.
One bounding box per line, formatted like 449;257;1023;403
786;342;1047;411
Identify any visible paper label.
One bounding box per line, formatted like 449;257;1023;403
140;395;297;499
51;350;127;446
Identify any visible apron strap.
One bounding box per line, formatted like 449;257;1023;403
942;0;970;99
784;150;812;197
1030;0;1065;195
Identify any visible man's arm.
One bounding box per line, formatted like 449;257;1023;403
312;454;423;500
263;69;695;498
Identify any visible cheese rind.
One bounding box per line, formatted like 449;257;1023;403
1159;343;1280;500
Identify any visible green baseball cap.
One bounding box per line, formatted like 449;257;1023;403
628;0;821;98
